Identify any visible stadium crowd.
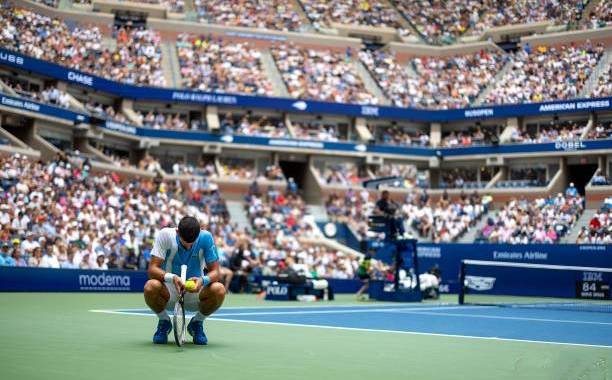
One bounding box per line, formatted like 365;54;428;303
478;192;584;244
177;34;274;96
360;49;503;109
195;0;303;31
272;43;378;104
0;8;166;86
486;42;605;104
220;113;290;137
0;153;231;269
300;0;403;29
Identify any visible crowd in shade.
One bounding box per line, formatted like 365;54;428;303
138;111;189;130
0;8;166;87
195;0;303;31
439;168;480;189
486;42;604;105
0;153;232;269
591;63;611;98
510;120;587;144
292;122;342;142
220;113;290;138
372;125;430;147
319;163;369;186
587;121;612;140
299;0;403;29
440;128;487;147
373;163;421;189
272;43;378;104
3;80;74;110
479;191;584;244
176;34;274;96
360;49;503;109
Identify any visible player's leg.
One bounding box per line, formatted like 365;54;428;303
144;279;173;344
187;282;226;345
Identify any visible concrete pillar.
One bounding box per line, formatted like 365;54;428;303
354;117;373;142
430;123;441;147
500;117;519;143
206;106;219;131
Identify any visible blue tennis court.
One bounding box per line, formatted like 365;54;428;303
95;303;612;348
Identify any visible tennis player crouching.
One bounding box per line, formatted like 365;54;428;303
144;216;226;345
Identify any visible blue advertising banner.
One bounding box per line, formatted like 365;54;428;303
1;48;610;123
461;261;611;300
2;91;612;158
0;267;148;292
416;244;612;294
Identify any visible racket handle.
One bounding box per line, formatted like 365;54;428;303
180;264;187;282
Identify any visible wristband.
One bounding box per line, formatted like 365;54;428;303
164;273;176;283
201;275;211;287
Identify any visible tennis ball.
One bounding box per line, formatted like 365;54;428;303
185;280;196;291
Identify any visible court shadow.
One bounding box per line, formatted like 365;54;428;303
123;340;233;351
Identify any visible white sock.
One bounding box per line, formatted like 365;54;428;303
157;310;170;321
193;312;206;322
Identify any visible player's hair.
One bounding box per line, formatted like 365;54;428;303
177;216;200;243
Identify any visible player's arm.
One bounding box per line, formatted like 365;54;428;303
187;233;221;293
147;230;184;292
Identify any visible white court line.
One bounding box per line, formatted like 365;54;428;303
89;308;612;348
207;318;612;349
387;309;612;326
209;305;489;317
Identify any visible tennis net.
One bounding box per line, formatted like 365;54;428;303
458;260;612;313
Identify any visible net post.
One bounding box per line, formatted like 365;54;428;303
458;260;466;305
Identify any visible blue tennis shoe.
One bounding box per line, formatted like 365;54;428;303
153;319;172;344
187;318;208;345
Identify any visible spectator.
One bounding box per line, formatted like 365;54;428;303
486;42;604;104
272;43;378;104
360;48;503;109
195;0;303;31
1;242;16;266
177;34;274;96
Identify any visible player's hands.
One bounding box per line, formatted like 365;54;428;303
187;277;203;293
173;275;185;294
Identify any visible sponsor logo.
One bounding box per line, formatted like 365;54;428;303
583;272;603;282
538;99;610;113
464;108;494;118
220;134;234;143
0;51;24;65
67;71;94;86
465;276;496;291
417;246;441;259
554;140;586;151
361;106;379;116
1;96;40;112
354;144;367;152
171;91;238;105
268;139;324;149
492;250;548;260
78;274;131;291
105;121;137;135
292;101;307;111
266;285;288;296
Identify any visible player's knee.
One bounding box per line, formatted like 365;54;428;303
209;282;226;300
144;279;162;295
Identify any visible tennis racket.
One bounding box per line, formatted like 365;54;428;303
173;265;187;347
